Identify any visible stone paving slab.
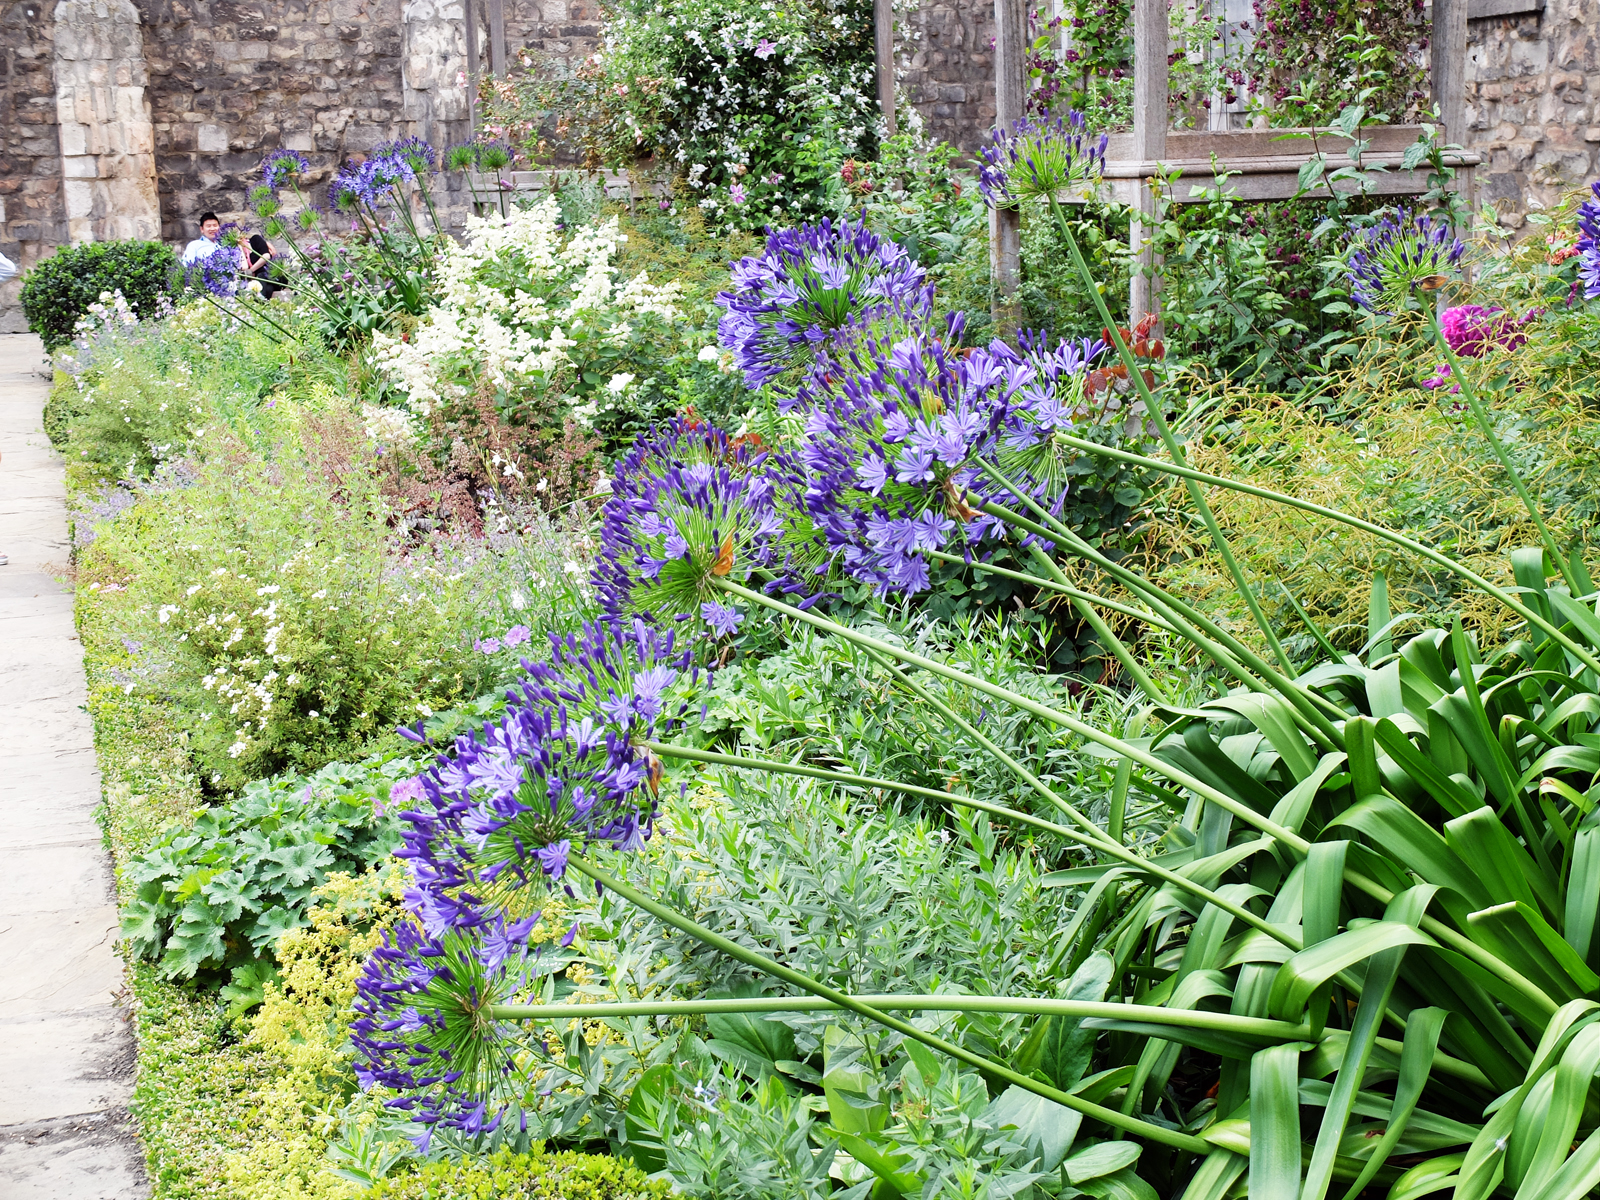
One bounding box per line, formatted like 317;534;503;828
0;334;149;1197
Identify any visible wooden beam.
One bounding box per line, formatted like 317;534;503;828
991;0;1025;336
464;0;480;133
874;0;897;137
488;0;506;77
1432;0;1466;142
1130;0;1167;327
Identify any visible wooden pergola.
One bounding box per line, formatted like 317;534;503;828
988;0;1480;326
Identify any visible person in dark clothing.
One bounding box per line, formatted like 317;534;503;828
243;233;285;299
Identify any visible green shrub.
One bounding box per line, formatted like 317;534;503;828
83;402;503;788
119;754;415;979
21;240;178;350
369;1148;672;1200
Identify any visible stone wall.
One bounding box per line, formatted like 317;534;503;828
1466;0;1600;229
0;0;68;333
900;0;995;152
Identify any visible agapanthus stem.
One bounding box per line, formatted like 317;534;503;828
712;577;1312;852
639;737;1300;950
1427;318;1581;596
712;581;1557;1016
921;548;1180;635
1021;541;1172;703
1052;432;1600;679
1048;194;1298;678
976;478;1347;746
565;853;1212;1152
487;994;1318;1040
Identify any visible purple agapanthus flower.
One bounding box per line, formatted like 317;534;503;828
798;326;1015;593
715;215;933;391
374;135;438;174
1346;208;1465;312
351;915;538;1139
262;148;312;190
393;616;692;943
700;601;744;637
592;417;818;629
1578;184;1600;298
332;152;416;210
978;111;1108;207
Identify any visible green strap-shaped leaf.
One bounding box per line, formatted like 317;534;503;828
1444;807;1557;919
1300;888;1433;1200
1269;754;1349;835
1208;694;1318;783
1455;1003;1600;1200
1566;827;1600;967
1333;1007;1450;1200
1522;1124;1600;1200
1268;922;1434;1022
1467;902;1600;1004
1303;841;1349;949
1510;1023;1600;1196
1432;691;1518;809
1369;570;1393;662
1549;589;1600;652
1372;719;1481;819
1179;1148;1247;1200
1250;1043;1305;1198
1388;1151;1465;1200
1327;795;1491;911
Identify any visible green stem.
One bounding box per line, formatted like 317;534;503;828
645;742;1295;951
1023;542;1172;702
1049;194;1296;677
566;853;1211;1152
1428;318;1580;594
712;577;1312;853
489;995;1315;1040
709;579;1560;1019
921;548;1180;634
1050;433;1600;679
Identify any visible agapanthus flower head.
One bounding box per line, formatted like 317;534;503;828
374;136;438;175
395;617;691;931
262;148;311;190
1346;208;1465;312
593;417;816;629
187;241;241;297
332;153;416;211
978;110;1108;207
1439;304;1534;357
800;326;1013;594
1577;182;1600;298
351;914;540;1140
715;215;933;392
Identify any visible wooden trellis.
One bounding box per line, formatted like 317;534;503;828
990;0;1481;326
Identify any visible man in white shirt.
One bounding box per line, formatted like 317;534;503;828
182;212;224;264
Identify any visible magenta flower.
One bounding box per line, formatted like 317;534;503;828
730;182;747;205
1440;305;1533;357
754;38;778;58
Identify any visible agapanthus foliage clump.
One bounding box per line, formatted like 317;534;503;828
1346;208;1465;313
593;418;814;631
978;111;1108;207
715;215;932;393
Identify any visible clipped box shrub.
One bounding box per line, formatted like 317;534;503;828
368;1148;672;1200
21;240;179;351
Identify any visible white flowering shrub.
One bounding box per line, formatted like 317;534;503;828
368;198;684;433
489;0;878;229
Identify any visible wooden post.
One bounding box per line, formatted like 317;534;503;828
464;0;480;133
1432;0;1466;141
1129;0;1167;328
874;0;897;138
991;0;1025;336
488;0;506;77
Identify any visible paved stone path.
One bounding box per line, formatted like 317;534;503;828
0;335;148;1198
